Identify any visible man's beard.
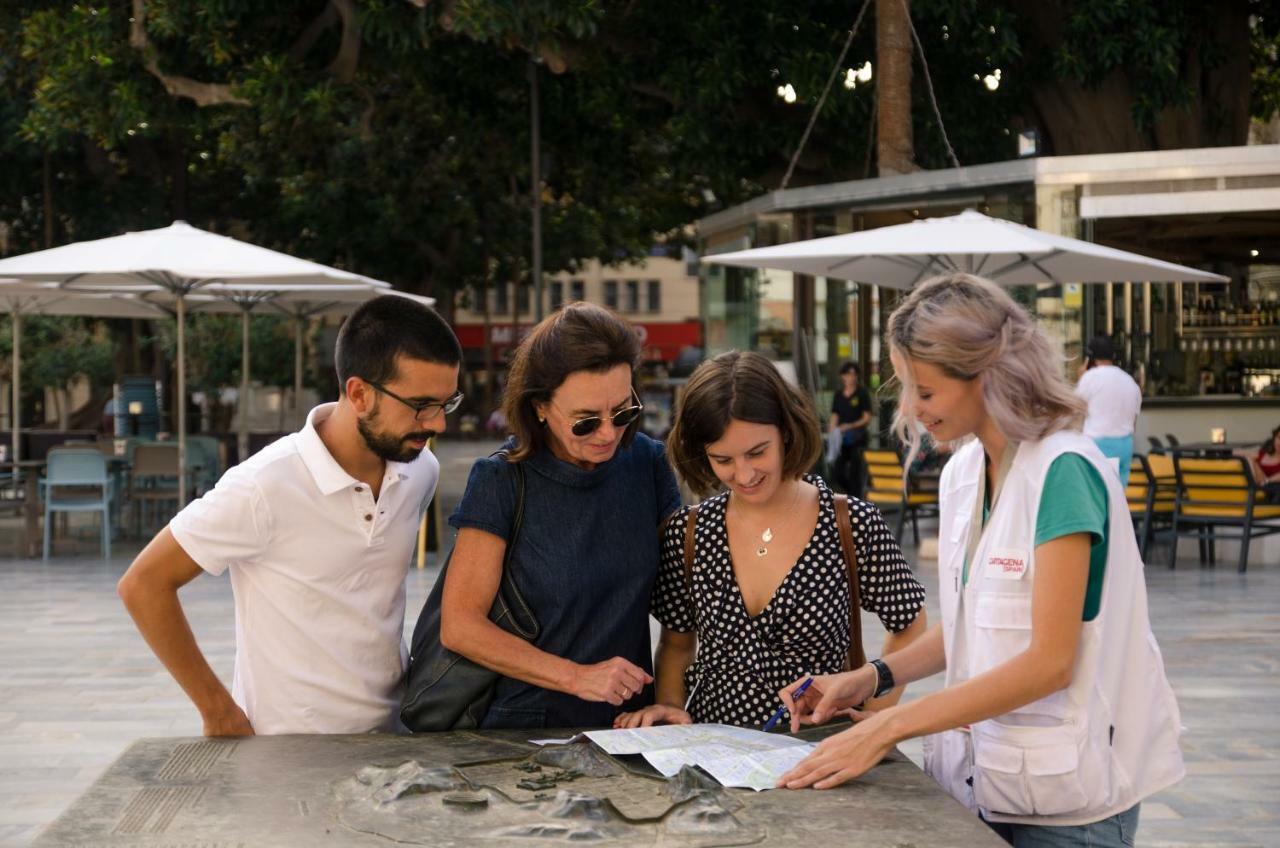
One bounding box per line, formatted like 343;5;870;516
357;411;436;463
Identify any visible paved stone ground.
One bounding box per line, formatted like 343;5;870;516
0;437;1276;846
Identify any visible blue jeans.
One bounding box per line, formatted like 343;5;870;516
1092;435;1134;487
987;804;1139;848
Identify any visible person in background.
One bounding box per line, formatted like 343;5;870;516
1075;336;1142;486
1237;424;1280;502
830;361;873;496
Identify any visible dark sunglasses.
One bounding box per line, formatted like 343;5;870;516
365;380;463;420
558;387;645;437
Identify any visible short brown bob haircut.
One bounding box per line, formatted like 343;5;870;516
502;302;642;462
668;350;823;497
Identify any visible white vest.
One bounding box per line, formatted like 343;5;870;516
924;432;1184;826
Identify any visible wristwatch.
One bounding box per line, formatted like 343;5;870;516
869;658;895;698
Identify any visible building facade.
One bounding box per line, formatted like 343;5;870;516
697;144;1280;446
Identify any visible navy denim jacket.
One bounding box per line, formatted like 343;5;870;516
448;433;681;729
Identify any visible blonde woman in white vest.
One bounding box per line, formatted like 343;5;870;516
777;274;1183;848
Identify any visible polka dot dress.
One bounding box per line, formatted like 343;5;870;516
652;474;926;728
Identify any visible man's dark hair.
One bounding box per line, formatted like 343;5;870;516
335;295;462;390
839;361;860;377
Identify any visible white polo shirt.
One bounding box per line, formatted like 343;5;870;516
169;403;439;735
1076;365;1142;438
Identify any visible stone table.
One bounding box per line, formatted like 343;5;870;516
33;728;1006;847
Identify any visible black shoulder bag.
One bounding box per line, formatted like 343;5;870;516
400;456;539;732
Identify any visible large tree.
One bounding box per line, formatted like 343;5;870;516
2;0;1276;286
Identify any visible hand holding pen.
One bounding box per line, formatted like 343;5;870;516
763;677;813;731
777;666;878;732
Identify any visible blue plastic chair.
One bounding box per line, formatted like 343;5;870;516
41;448;112;560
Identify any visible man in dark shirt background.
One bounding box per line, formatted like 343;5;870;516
829;361;872;496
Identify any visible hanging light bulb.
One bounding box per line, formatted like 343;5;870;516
983;69;1002;91
776;83;797;103
857;60;872;83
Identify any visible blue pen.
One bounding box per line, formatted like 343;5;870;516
763;677;814;732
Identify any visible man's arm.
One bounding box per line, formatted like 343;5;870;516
117;527;253;736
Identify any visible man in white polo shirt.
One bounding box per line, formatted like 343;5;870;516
1076;335;1143;486
118;295;462;735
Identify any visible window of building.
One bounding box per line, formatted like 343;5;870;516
604;280;619;310
570;279;585;302
516;283;530;314
647;279;661;313
550;280;564;311
624;280;639;313
494;282;509;315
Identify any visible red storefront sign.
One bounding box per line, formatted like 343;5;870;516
455;320;700;362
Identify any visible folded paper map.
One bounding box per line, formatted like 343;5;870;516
531;724;814;792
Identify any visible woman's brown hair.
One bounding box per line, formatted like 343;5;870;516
501;302;642;462
667;350;823;496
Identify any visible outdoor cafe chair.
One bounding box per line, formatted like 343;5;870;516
1147;435;1165;455
863;448;940;546
185;435;222;496
40;447;112;560
1168;454;1280;572
1127;453;1175;560
129;443;182;535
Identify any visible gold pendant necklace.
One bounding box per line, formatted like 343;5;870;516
744;483;803;557
756;527;773;558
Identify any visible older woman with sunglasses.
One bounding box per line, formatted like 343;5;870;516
440;303;681;729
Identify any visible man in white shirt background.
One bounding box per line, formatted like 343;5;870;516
1075;335;1143;486
118;295;462;736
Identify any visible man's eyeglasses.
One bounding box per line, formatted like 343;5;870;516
557;387;645;437
365;380;463;420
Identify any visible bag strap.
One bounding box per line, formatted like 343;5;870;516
494;450;537;639
682;504;700;591
834;494;866;671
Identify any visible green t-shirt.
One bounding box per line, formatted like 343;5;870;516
963;453;1109;621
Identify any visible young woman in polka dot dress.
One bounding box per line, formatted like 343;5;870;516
615;351;928;730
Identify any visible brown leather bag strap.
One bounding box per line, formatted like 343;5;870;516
658;504;701;594
834;494;866;671
682;504;700;591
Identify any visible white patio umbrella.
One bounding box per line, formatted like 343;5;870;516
0;281;232;466
0;222;391;506
703;208;1228;286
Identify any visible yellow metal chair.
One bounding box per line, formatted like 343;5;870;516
863;448;940;545
1169;455;1280;572
1127;453;1176;560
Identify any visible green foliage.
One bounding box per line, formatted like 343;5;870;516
0;315;116;392
1253;8;1280;120
0;0;1274;315
149;313;301;395
1050;0;1206;129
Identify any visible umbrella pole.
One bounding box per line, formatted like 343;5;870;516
177;295;187;508
239;309;250;464
294;316;303;428
11;309;20;467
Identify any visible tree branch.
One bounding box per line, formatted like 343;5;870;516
130;0;249;107
327;0;362;84
288;2;339;63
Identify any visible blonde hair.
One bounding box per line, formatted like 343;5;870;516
886;273;1085;465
